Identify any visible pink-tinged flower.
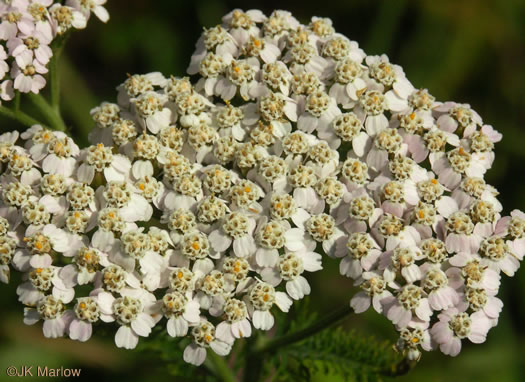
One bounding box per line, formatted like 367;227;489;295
478;124;502;144
214;58;260;101
66;0;109;23
282;41;330;79
0;45;10;78
49;4;87;35
8;28;52;64
328;58;367;108
350;272;393;314
450;177;501;212
293;211;344;256
23;295;75;338
41;133;80;177
476;236;521;276
101;182;154;223
96;290;160;350
59;246;110;287
221;9;266;47
447;258;501;295
262;10;300;44
353;88;389;137
430;307;492;356
442;210;482;254
20;124;54;160
16;266;75;306
244;35;280;64
458;287;503;321
380;246;424;284
382;284;432;328
405;123;459;164
209;211;257;257
246;281;292;331
286;163;323;214
365;55;414;108
372;213;421;251
434;102;483;137
0;8;24;40
191;51;232;96
131;91;174;135
16;224;71;269
368;174;419;217
162;291;201;337
215;298;252;343
260;250;322;300
317;112;369;156
208;102;246;141
116;72;167;108
3;145;41;185
336;189;383;234
0;231;18;284
77;143;132;184
254;218;306;267
432;147;488;189
68;296;100;342
296;89;341;134
494;210;525;261
420;263;459;311
0;79;14;102
363;128;408;172
11;50;47;93
183;319;232;366
338;232;381;279
16;0;53;39
190;24;238;65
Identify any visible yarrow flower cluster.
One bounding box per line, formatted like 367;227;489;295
0;0;108;98
0;7;523;367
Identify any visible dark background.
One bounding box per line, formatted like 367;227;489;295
0;0;524;381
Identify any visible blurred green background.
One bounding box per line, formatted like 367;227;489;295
1;0;524;381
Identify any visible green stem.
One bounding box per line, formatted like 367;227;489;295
256;305;353;355
26;93;67;132
50;51;60;113
50;37;67;113
207;351;236;382
0;104;43;128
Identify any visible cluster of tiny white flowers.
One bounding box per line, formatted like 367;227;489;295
0;8;523;367
0;0;109;98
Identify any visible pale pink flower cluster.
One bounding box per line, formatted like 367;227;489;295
0;8;522;367
0;0;108;98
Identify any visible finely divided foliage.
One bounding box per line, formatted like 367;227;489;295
0;6;523;369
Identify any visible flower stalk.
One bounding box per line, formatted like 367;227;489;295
26;92;67;132
207;351;236;382
0;104;43;128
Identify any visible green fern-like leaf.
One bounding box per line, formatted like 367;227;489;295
270;328;405;382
